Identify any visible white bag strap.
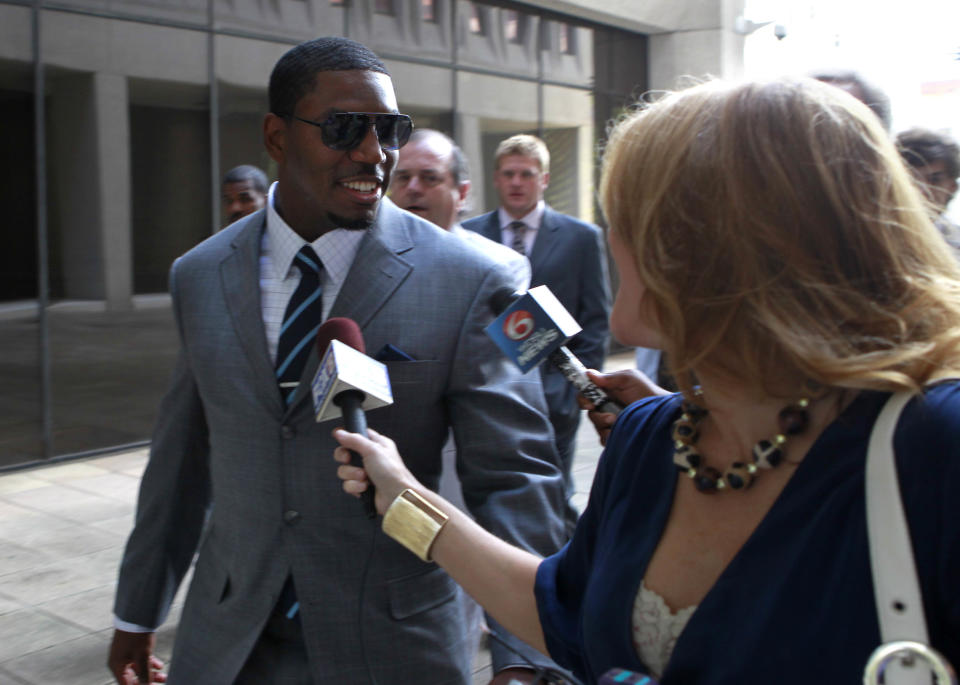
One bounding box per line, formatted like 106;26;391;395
866;391;928;644
865;391;931;684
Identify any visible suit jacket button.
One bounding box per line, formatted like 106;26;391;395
283;510;301;525
280;425;296;439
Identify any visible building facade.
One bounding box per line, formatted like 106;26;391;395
0;0;746;468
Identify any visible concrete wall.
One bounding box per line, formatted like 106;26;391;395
0;0;743;306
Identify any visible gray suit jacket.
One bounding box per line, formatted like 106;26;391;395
462;207;611;428
114;199;566;683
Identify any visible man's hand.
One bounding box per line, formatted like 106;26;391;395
488;666;542;684
578;368;669;445
107;629;166;684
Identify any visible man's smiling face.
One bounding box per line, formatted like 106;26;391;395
265;69;400;240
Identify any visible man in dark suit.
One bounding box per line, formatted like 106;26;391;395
463;134;610;532
107;37;565;684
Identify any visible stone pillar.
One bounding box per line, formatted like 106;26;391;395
647;0;747;92
455;112;485;219
49;71;132;310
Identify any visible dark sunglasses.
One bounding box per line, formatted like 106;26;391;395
282;111;413;151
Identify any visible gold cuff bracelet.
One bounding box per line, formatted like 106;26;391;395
381;489;449;562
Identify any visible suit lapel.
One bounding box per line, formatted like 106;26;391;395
220;213;285;418
283;201;414;415
329;201;414;328
486;212;504;244
470;211;502;244
529;205;561;271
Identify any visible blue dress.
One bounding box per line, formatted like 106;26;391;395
535;384;960;684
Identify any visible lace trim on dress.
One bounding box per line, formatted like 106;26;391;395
631;579;698;679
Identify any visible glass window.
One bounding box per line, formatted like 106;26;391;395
504;10;523;43
0;84;42;466
559;23;576;55
422;0;436;22
469;2;485;35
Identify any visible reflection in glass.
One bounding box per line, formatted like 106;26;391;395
469;2;484;35
0;82;42;466
505;10;520;43
422;0;435;23
559;23;575;55
48;304;177;457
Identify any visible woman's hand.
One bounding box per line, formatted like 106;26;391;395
332;427;421;515
577;368;669;445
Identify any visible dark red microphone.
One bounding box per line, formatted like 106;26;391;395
314;317;380;518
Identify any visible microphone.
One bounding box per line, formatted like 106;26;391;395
311;318;394;518
487;285;624;416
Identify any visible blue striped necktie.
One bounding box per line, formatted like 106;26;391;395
276;245;324;406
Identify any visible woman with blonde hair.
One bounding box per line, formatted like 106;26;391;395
333;77;960;684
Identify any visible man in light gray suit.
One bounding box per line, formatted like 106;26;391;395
107;37;565;684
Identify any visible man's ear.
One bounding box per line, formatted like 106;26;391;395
540;170;550;190
263;113;286;164
456;180;471;213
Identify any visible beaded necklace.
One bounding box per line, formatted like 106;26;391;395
671;389;812;493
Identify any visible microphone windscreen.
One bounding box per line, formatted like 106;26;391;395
315;317;365;356
490;287;522;316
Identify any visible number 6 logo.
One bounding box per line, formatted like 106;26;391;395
504;310;535;341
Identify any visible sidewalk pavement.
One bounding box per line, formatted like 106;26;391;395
0;351;634;685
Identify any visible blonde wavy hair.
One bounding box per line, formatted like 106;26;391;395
495;134;550;174
600;78;960;397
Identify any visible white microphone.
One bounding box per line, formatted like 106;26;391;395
487;285;624;416
311;318;393;517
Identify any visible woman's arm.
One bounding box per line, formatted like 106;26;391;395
332;427;548;655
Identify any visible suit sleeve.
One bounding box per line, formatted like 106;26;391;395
113;258;212;629
567;223;611;372
446;263;568;671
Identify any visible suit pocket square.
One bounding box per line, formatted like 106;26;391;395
375;343;416;362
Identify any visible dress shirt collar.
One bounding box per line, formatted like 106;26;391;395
265;181;366;283
498;200;545;233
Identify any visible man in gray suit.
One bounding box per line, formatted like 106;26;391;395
463;134;610;534
107;37;565;684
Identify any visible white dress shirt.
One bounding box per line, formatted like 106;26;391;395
498;200;545;256
260;182;366;362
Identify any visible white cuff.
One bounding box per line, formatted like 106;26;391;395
113;615;156;633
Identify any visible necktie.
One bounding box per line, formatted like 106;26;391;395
509;220;527;255
276;245;324;407
274;245;322;620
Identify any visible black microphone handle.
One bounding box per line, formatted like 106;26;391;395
546;347;625;416
333;389;378;519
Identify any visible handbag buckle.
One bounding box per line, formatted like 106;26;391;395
863;640;957;684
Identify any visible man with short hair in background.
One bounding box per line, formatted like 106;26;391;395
897;127;960;249
222;164;268;225
811;68;892;132
464;134;610;534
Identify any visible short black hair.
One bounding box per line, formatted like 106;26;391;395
407;128;470;185
269;37;390;116
897;128;960;180
222;165;268;193
810;68;892;131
